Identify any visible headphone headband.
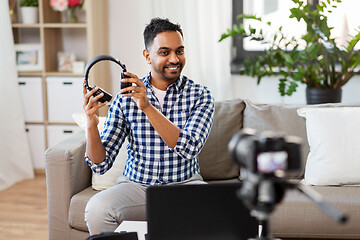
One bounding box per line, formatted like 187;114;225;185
84;54;126;88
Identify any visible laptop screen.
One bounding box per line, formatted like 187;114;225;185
146;182;258;240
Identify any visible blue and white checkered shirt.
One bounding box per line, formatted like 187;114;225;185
86;72;215;185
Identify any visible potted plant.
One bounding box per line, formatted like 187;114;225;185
219;0;360;104
20;0;39;24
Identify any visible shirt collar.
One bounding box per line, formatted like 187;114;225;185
144;72;186;92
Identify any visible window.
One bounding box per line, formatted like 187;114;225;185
231;0;359;73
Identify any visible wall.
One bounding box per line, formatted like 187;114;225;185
107;0;149;96
107;0;360;105
231;75;360;104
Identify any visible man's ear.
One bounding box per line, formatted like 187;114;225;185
143;49;151;64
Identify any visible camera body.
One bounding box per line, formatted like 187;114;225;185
229;129;302;176
228;129;346;239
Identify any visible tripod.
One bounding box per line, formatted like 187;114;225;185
238;173;348;240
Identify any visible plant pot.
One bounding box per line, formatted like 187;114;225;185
306;88;342;105
21;7;38;24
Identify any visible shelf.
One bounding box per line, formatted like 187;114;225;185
12;23;41;28
25;121;45;125
45;72;83;77
18;72;43;77
47;122;78;126
12;23;86;28
18;72;84;77
43;23;87;28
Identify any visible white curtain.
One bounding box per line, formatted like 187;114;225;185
141;0;233;101
0;2;34;190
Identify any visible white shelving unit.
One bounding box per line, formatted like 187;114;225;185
12;0;110;170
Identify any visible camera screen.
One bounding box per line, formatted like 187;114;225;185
257;151;288;174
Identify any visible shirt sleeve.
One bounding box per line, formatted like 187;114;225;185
86;94;129;174
172;87;215;160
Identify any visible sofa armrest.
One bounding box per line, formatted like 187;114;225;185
45;130;91;239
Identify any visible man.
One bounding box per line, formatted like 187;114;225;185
83;18;215;235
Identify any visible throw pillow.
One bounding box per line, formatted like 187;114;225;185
298;107;360;186
243;100;308;178
72;113;128;190
198;99;245;180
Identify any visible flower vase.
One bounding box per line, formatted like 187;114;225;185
66;7;78;23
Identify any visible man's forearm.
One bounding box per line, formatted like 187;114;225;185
86;126;106;164
143;104;180;149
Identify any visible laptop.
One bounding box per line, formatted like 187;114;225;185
146;182;258;240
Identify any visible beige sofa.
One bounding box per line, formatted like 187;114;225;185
45;99;360;240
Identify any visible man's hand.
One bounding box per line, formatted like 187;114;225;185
83;81;107;164
83;81;107;129
120;72;151;111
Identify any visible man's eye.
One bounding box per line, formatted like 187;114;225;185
177;50;184;55
159;51;168;56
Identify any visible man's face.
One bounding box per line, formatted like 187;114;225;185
144;31;186;84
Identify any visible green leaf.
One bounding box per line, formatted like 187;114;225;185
218;33;230;42
306;43;322;59
289;8;303;21
233;24;239;33
278;78;287;96
286;82;299;96
347;30;360;51
20;0;38;7
249;25;256;34
236;14;262;22
319;18;331;38
284;54;294;66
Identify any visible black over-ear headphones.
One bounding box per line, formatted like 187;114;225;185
84;54;129;103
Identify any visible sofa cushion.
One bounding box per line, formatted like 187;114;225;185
199;99;245;180
73;113;127;190
243;100;307;177
270;185;360;239
298;107;360;186
242;100;360;178
69;187;98;231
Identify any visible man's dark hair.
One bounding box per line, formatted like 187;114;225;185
143;18;183;49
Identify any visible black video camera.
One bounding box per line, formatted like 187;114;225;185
228;129;347;240
228;128;302;177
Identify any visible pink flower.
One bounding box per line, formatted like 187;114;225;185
50;0;83;12
68;0;81;7
50;0;68;11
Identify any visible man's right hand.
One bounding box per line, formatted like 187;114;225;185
83;82;107;129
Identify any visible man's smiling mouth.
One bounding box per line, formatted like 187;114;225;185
168;67;178;70
166;65;180;71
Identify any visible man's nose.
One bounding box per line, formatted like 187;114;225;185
168;52;179;64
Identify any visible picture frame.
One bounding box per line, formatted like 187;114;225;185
14;44;43;72
57;52;76;72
